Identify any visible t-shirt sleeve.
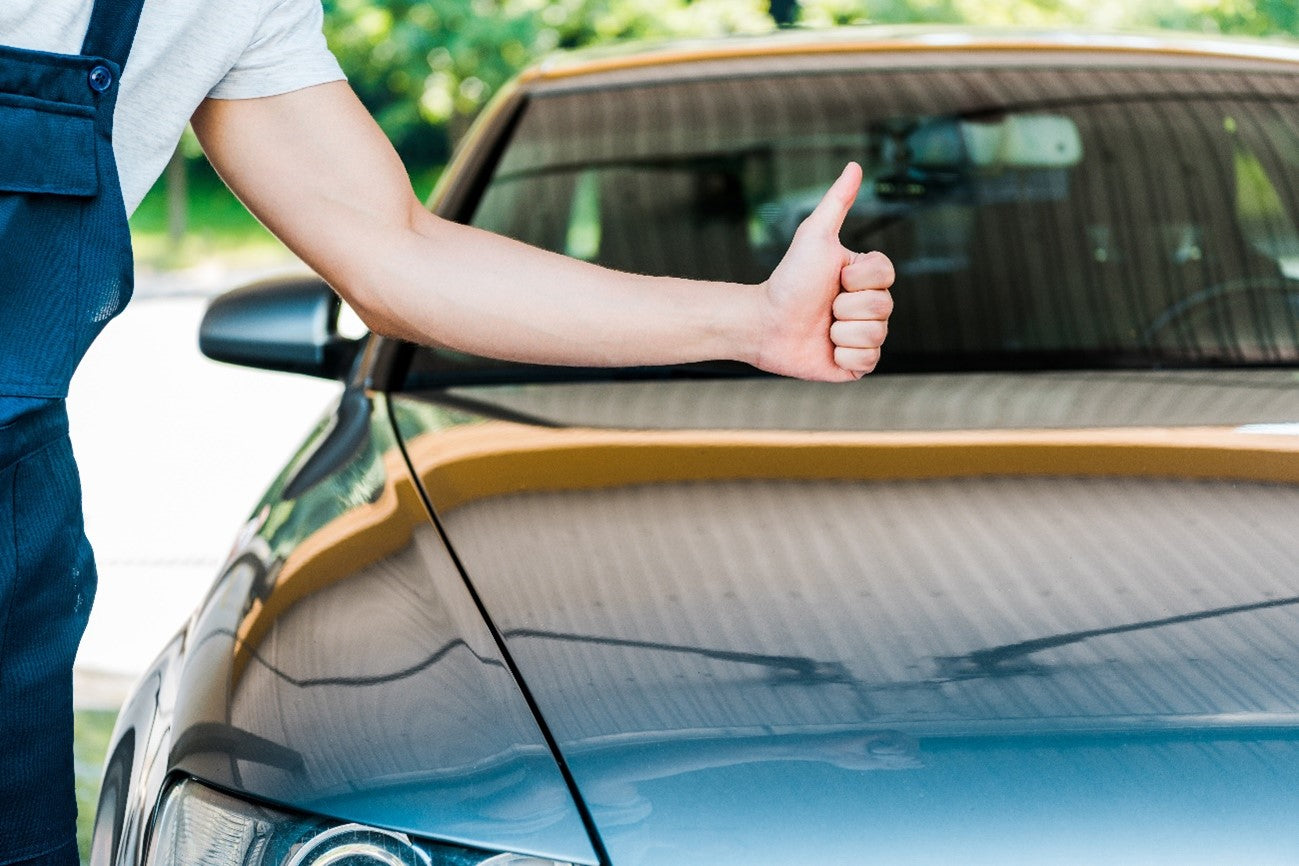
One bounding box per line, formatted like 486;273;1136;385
207;0;346;99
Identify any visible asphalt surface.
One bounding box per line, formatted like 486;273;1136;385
70;261;340;706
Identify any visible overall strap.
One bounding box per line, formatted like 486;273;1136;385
79;0;149;70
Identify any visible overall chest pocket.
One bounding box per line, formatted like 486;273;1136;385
0;95;101;396
0;95;98;197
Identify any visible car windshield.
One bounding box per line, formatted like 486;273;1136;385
407;59;1299;385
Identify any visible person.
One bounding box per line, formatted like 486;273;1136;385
0;0;895;863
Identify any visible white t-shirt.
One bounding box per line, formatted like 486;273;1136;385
1;0;346;214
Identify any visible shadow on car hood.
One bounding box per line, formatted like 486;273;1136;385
393;370;1299;864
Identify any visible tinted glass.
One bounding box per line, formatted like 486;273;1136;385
410;61;1299;383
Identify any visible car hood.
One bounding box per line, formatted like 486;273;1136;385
394;370;1299;864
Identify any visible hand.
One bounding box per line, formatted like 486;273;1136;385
753;162;895;382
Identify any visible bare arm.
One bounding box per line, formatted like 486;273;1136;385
191;81;894;382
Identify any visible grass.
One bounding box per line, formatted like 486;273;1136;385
74;709;120;864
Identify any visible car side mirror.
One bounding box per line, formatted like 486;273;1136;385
199;276;362;380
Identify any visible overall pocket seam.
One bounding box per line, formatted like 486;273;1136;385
0;464;17;658
0;91;93;118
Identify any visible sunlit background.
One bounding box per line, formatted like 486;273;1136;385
67;0;1299;857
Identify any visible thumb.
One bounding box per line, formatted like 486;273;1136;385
801;162;862;238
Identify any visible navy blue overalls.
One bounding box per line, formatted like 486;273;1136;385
1;0;145;862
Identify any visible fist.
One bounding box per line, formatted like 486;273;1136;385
831;250;895;375
756;162;896;382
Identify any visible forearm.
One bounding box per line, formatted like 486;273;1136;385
341;209;764;367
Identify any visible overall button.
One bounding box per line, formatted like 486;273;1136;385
88;65;114;93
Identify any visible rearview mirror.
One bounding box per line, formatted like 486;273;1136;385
962;114;1083;168
199;276;362;380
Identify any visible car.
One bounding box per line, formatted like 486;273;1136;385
93;27;1299;866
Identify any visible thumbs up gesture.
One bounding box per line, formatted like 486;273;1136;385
754;163;895;382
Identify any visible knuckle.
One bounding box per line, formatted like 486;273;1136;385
843;252;896;292
876;290;895;318
833;290;893;324
830;320;868;347
833;292;867;318
864;250;896;283
833;345;881;372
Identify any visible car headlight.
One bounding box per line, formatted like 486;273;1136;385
146;778;575;866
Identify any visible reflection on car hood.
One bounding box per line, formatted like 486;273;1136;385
167;394;598;864
394;371;1299;865
434;368;1299;431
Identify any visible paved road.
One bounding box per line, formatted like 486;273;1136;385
70;261;341;703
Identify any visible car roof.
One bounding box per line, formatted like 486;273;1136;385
519;26;1299;90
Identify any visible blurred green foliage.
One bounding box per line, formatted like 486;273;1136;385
321;0;1299;164
322;0;775;162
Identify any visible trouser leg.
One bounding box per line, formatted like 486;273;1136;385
1;405;96;866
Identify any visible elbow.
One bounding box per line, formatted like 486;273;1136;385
323;262;395;338
340;284;405;342
332;208;456;346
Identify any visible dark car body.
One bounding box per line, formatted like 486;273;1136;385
95;29;1299;866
